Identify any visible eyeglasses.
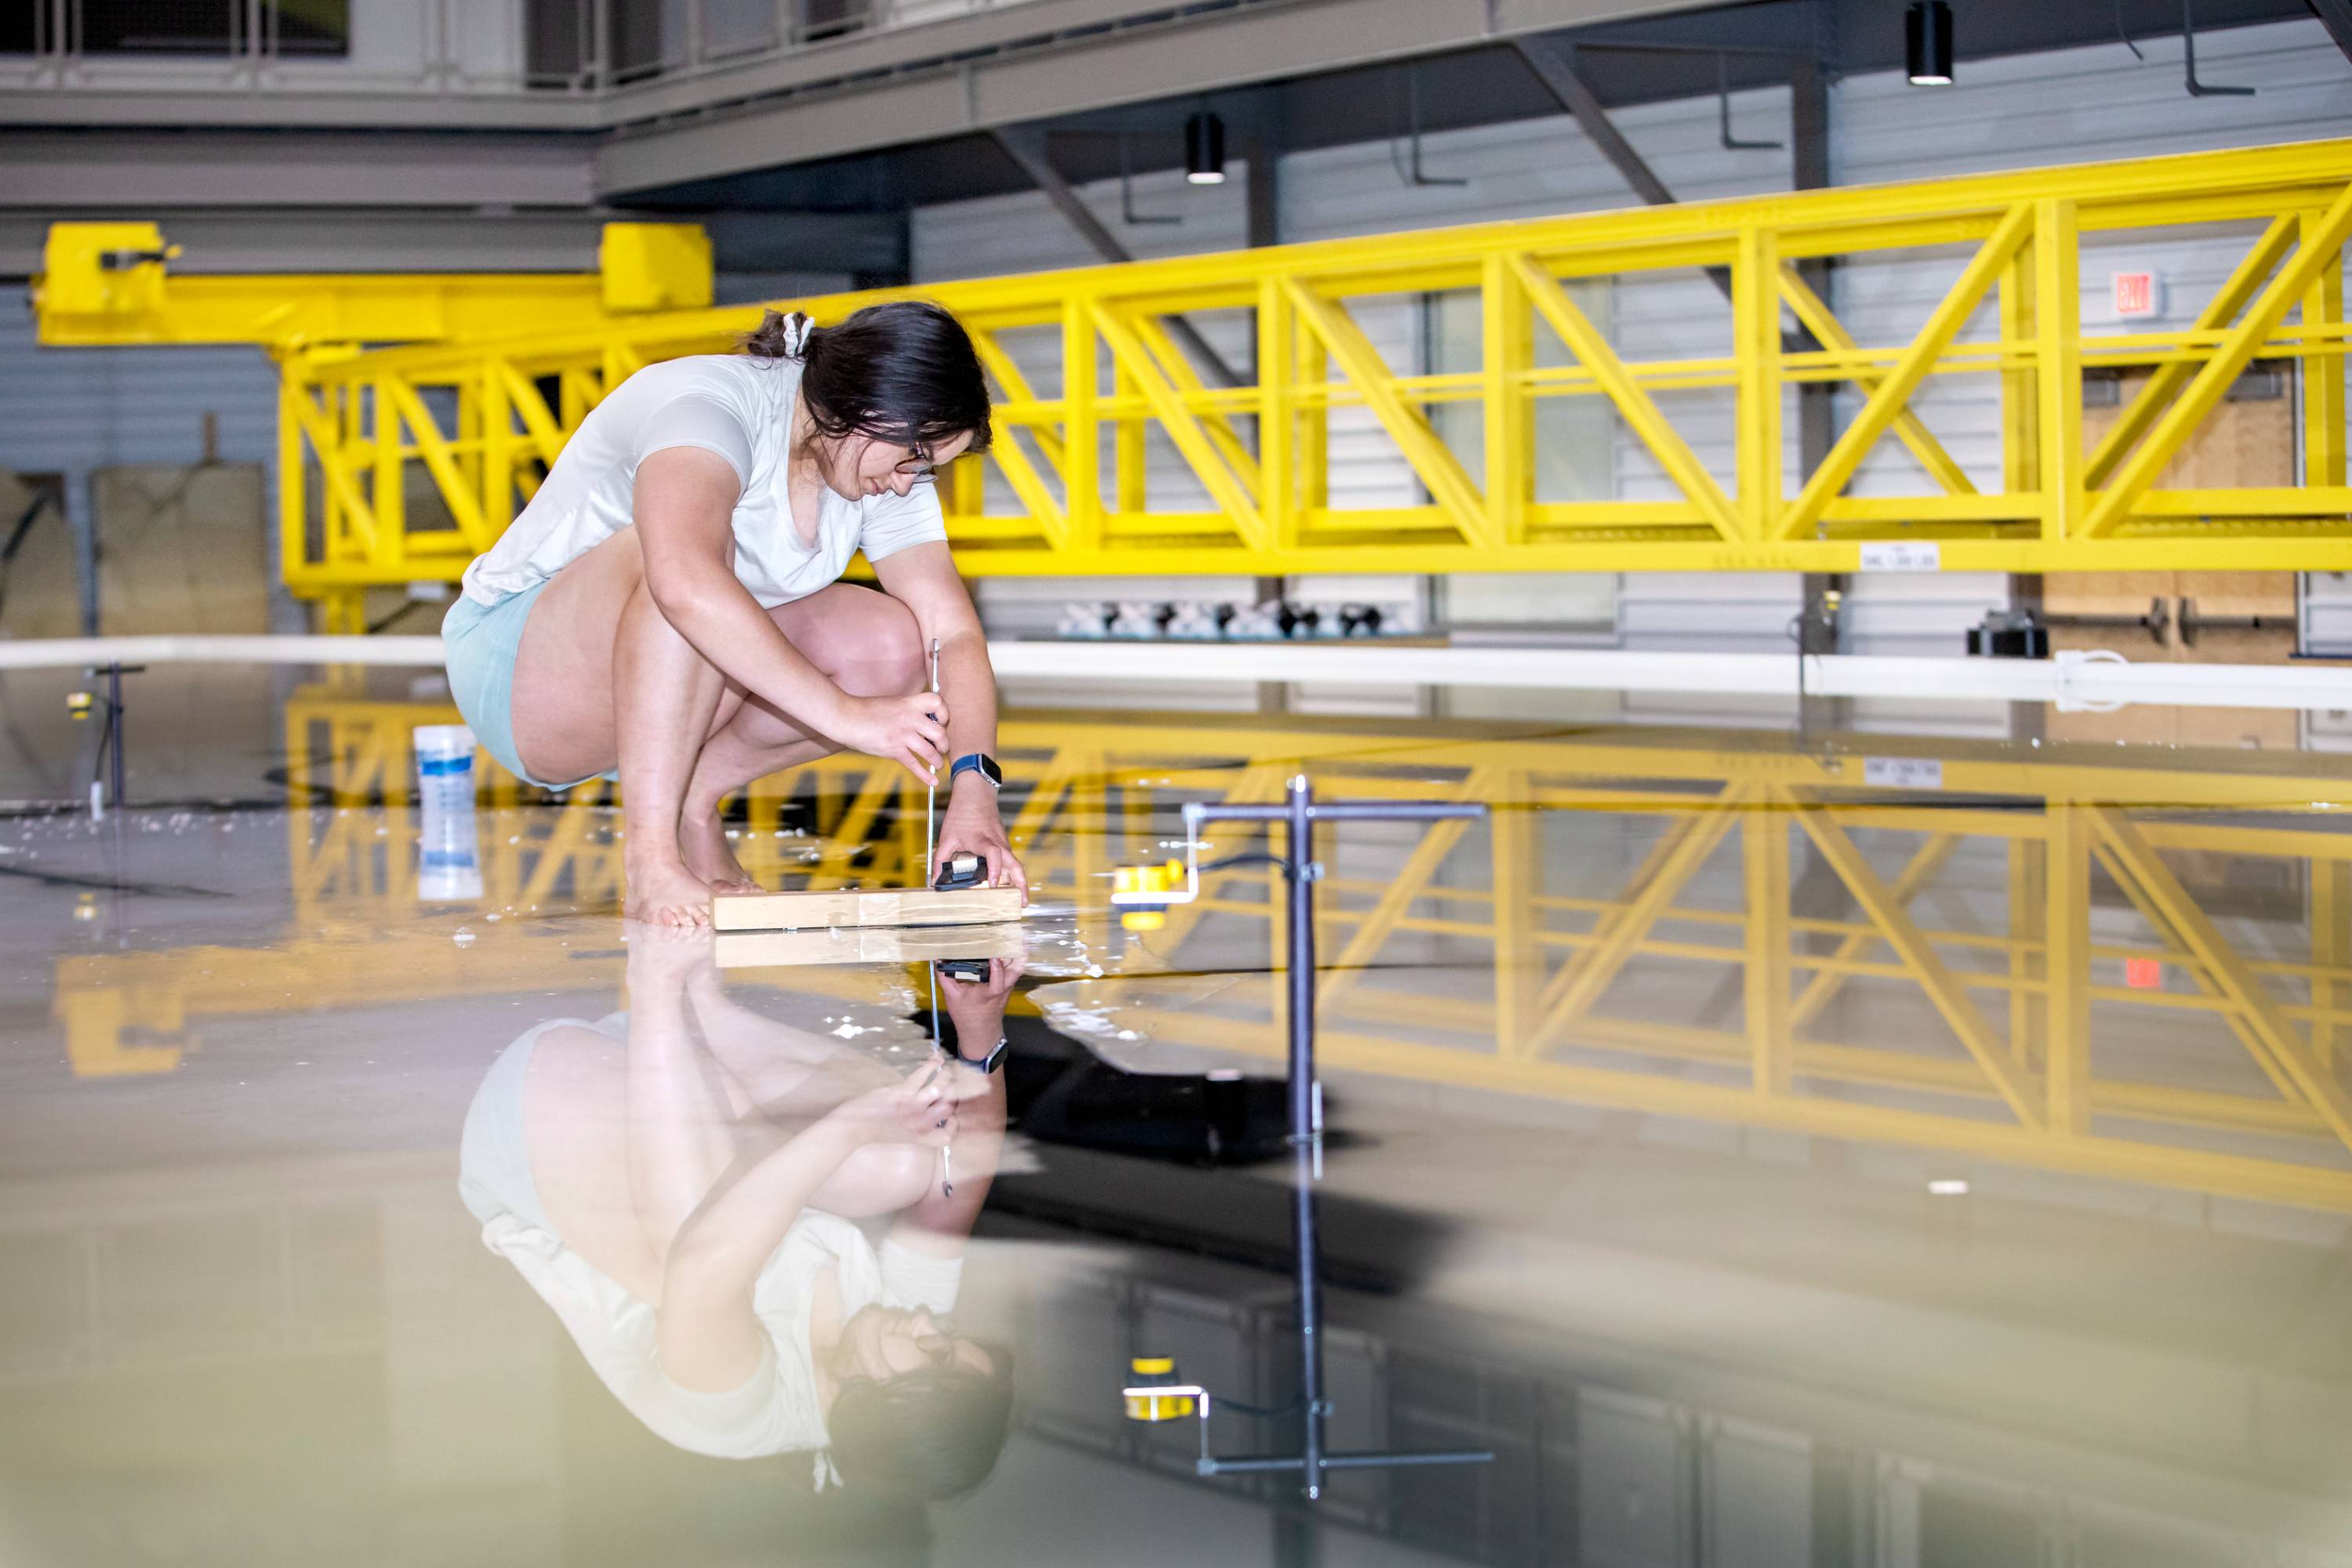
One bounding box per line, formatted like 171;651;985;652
893;441;936;480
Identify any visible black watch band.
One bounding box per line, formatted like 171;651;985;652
957;1034;1009;1073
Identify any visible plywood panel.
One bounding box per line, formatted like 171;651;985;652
2047;702;2180;748
0;479;82;640
712;884;1025;932
2092;374;2292;492
2176;572;2296;617
94;463;268;636
2052;372;2296;670
715;923;1025;970
2179;707;2303;749
2048;702;2299;750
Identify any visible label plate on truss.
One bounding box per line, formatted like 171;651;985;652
1864;757;1945;790
1858;541;1942;572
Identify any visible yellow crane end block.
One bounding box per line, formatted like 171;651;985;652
599;223;713;314
34;222;180;333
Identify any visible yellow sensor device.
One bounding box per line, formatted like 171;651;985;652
1121;1357;1203;1422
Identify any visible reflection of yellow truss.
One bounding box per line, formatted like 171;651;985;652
55;695;2352;1214
38;143;2352;627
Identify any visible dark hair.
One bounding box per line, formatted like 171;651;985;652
825;1348;1014;1500
742;300;993;456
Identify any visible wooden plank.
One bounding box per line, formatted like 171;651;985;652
716;923;1025;970
712;885;1025;932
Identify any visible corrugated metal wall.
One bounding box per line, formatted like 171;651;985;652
0;287;279;478
2308;572;2352;656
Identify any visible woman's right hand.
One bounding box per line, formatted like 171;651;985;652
825;1059;956;1147
833;691;951;785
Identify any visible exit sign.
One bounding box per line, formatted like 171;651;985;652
2112;270;2161;319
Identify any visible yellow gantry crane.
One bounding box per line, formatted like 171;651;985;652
30;136;2352;630
31;218;717;629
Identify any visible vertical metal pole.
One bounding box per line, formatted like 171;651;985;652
106;662;125;811
924;637;941;882
1293;1112;1324;1501
1790;53;1846;731
1285;774;1316;1131
1283;771;1323;1499
1183;789;1486;1500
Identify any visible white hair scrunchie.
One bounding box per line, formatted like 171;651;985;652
781;310;814;359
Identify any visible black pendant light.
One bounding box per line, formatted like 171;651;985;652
1185;110;1226;185
1907;1;1954;85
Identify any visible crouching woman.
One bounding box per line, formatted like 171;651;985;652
442;302;1027;924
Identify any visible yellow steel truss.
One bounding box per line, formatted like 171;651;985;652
34;142;2352;622
50;696;2352;1214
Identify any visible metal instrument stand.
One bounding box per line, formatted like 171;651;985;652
1171;775;1496;1500
74;660;140;818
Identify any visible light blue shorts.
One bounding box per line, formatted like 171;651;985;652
442;582;609;790
456;1013;628;1232
457;1022;558;1231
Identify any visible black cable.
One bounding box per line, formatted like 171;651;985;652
1201;851;1289;873
0;492;56;626
367;597;437;635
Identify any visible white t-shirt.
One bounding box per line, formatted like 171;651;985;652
459;353;949;608
480;1206;964;1461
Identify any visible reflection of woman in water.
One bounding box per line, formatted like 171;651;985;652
458;928;1018;1497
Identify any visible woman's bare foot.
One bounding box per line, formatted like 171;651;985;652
622;917;717;987
625;854;714;927
678;806;761;895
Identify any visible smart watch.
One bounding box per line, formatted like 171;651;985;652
949;753;1003;789
957;1034;1009;1073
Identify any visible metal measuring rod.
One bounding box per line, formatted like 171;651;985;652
1112;775;1491;1500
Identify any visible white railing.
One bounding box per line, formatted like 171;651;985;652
0;0;1043;103
5;635;2347;715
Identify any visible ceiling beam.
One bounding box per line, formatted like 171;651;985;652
1510;36;1679;207
2311;0;2352;63
595;0;1718;198
1509;36;1731;300
989;127;1244;389
0;131;591;211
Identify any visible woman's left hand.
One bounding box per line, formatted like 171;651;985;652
934;775;1029;903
